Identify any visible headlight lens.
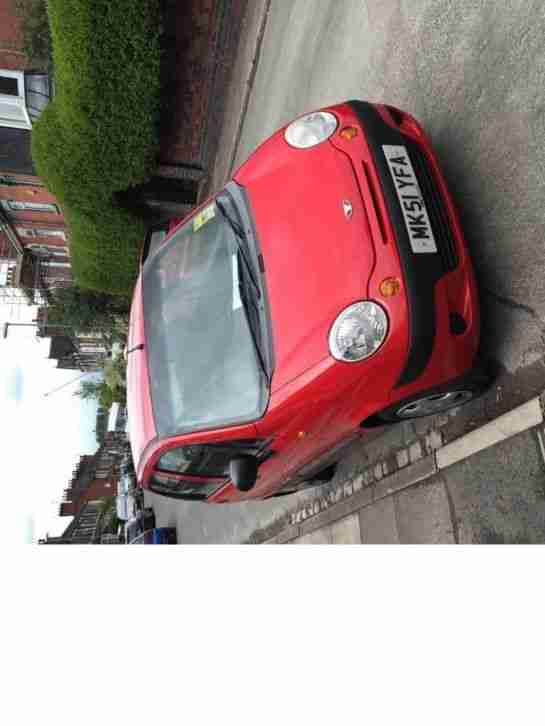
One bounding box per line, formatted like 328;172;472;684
329;302;388;362
284;111;338;149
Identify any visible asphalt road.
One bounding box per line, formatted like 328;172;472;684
147;0;545;543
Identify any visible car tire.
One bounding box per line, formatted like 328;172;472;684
363;361;493;426
311;463;337;482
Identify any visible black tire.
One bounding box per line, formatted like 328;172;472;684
364;363;493;426
143;508;156;529
311;464;337;482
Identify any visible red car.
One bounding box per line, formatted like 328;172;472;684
127;100;489;502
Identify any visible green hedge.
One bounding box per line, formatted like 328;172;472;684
31;0;161;293
66;207;143;295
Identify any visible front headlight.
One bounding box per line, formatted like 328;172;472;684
329;302;388;362
284;111;338;149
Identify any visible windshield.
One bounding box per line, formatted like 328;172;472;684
142;195;268;436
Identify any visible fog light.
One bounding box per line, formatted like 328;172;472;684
339;126;358;140
379;277;401;297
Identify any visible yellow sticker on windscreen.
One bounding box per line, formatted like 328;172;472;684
193;204;215;232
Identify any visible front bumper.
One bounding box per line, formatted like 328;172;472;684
330;100;479;392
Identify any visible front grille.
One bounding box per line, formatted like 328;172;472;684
409;147;458;272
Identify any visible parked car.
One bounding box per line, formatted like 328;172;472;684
116;493;135;522
124;501;156;541
119;446;136;478
127;100;490;503
128;527;177;545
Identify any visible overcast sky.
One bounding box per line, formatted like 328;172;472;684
0;302;100;544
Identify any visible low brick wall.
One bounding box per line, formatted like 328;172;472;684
158;0;247;176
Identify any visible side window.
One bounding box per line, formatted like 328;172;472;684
150;473;223;500
157;440;265;478
157;445;214;475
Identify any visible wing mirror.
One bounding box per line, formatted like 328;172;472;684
229;456;258;492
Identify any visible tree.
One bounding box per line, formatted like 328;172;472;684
75;355;126;408
103;356;126;391
75;378;123;409
94;406;109;443
76;379;106;401
47;285;129;339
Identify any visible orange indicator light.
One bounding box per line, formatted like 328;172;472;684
339;126;358;140
379;277;401;297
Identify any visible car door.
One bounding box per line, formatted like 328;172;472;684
150;439;273;500
255;381;359;495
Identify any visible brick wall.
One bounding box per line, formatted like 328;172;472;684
159;0;247;171
59;477;116;517
0;228;15;258
0;175;68;258
0;180;64;224
0;0;26;70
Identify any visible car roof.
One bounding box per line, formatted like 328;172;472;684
126;275;158;476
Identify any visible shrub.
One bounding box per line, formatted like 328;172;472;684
30;0;161;293
33;0;161;204
66;206;142;294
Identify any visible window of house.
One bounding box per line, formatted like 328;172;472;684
27;244;69;256
41;260;70;268
1;199;59;214
0;262;10;285
0;70;31;130
0;175;41;187
0;77;18;96
17;228;66;241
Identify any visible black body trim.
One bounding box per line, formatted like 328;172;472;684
347;100;458;387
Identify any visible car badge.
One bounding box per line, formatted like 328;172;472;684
342;199;353;219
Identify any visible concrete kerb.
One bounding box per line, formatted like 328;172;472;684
226;0;272;179
264;395;545;544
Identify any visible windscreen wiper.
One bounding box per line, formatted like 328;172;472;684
237;278;270;383
215;196;261;301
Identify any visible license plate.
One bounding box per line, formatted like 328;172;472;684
382;145;437;254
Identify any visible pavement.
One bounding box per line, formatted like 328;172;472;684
146;0;545;544
262;397;545;544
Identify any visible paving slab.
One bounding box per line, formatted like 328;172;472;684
294;528;331;545
359;496;399;544
328;514;361;544
394;478;456;544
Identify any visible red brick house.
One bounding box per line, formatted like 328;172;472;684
58;432;126;518
0;0;70;306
